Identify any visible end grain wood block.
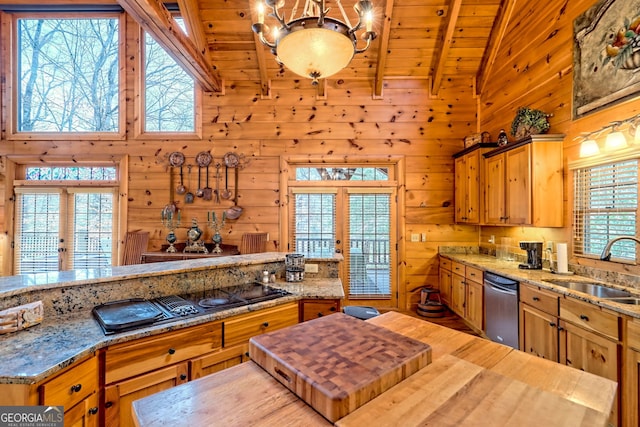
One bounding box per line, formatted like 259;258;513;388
249;312;432;422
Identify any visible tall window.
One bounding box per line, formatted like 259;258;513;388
144;18;195;132
17;17;120;132
14;166;118;274
573;160;638;261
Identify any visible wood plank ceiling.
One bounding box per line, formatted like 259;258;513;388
120;0;507;98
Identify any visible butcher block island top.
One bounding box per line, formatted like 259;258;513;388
132;312;616;427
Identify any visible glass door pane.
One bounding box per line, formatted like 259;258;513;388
292;192;336;258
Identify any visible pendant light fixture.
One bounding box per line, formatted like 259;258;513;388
252;0;376;85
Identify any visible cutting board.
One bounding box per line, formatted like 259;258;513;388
249;312;432;422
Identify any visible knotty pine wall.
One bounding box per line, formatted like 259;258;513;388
0;15;480;310
479;0;640;279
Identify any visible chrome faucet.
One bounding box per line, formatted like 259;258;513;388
600;236;640;261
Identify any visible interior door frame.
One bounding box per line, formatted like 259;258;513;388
279;155;406;309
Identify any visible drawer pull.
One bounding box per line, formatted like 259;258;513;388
549;322;556;328
317;312;323;317
70;384;82;393
89;407;98;415
330;307;336;312
262;322;269;328
580;314;589;322
105;402;113;408
275;367;291;383
168;348;176;355
532;297;540;302
180;374;187;381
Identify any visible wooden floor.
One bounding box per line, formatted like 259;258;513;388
379;306;480;336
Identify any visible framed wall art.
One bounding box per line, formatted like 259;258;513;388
573;0;640;118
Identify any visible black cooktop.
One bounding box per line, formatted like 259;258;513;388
93;283;290;335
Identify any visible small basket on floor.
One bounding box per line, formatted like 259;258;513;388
417;287;446;318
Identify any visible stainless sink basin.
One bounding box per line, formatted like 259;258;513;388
602;297;640;305
543;279;632;298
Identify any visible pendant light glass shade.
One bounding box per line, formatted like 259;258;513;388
604;131;628;151
579;139;600;158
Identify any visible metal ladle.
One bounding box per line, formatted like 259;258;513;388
221;165;232;200
176;166;186;195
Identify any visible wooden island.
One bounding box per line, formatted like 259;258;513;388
132;312;616;426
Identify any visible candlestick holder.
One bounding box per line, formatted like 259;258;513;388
207;211;226;253
161;209;181;253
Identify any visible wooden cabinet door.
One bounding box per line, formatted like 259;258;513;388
438;267;452;305
300;299;340;322
455;151;481;224
64;393;99;427
451;274;466;317
623;347;640;426
560;321;620;425
520;303;558;361
484;154;505;224
505;144;531;225
190;344;250;380
466;279;483;331
105;362;188;427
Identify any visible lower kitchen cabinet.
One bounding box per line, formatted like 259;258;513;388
223;302;299;348
438;258;452;305
104;362;189;427
520;303;559;360
450;272;466;316
190;344;250;379
438;257;483;333
40;355;100;427
299;299;340;322
623;316;640;426
466;279;483;331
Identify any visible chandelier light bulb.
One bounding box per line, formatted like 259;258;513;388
257;2;265;24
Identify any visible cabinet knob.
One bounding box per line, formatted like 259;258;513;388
262;322;269;328
329;307;336;312
532;297;540;302
180;374;187;380
70;384;82;393
105;401;113;408
549;322;556;327
168;348;176;355
317;312;323;317
89;407;98;415
580;314;589;322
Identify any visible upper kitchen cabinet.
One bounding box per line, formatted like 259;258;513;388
454;143;498;224
483;135;564;227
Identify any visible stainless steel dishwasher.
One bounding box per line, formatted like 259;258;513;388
484;272;519;349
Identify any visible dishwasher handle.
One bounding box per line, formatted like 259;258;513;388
486;281;518;295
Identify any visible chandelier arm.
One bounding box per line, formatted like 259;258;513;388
335;0;354;28
291;0;301;20
257;31;277;49
354;36;373;54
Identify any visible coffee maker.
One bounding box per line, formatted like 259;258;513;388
519;241;542;269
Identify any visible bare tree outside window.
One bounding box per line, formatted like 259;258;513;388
18;18;119;132
144;18;195;132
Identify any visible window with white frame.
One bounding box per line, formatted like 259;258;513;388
573;159;639;261
16;16;120;133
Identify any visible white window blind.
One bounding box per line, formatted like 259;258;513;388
573;159;638;261
290;189;337;258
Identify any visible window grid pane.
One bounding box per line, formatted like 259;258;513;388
15;193;60;273
70;192;113;269
573;160;638;261
293;193;335;257
348;193;391;298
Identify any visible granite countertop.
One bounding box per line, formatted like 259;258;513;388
439;252;640;318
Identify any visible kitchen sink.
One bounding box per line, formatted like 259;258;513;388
543;279;632;298
602;297;640;305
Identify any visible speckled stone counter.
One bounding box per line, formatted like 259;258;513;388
0;253;344;384
439;250;640;319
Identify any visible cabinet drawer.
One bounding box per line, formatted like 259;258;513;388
627;317;640;351
224;302;299;348
451;261;465;275
520;284;559;316
40;355;98;410
439;257;452;271
465;266;483;284
560;297;620;341
300;299;340;322
105;322;222;384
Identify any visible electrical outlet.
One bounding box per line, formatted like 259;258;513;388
305;263;318;273
411;234;420;242
489;235;495;244
546;241;553;251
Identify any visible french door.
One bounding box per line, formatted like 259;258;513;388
13;187;117;273
288;167;398;308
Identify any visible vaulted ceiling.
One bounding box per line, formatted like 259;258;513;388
119;0;509;97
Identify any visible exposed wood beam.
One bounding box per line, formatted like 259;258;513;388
176;0;211;62
117;0;222;92
431;0;463;96
373;0;394;98
476;0;518;96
